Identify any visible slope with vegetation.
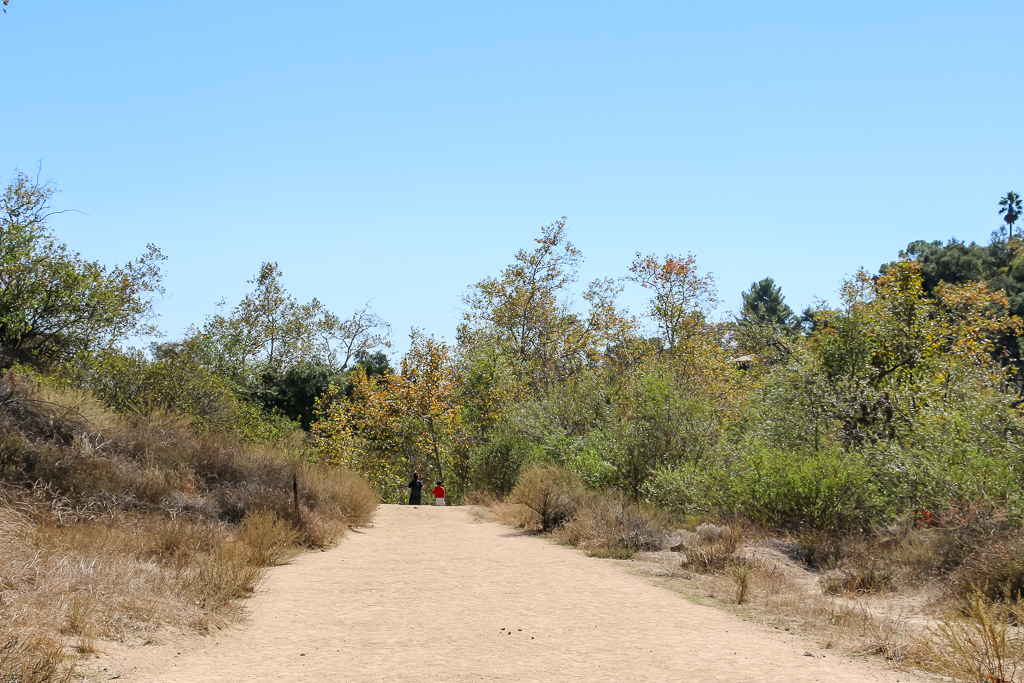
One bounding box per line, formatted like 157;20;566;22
0;172;380;682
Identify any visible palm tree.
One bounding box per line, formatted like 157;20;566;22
999;191;1022;240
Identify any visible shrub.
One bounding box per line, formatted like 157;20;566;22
0;633;69;683
677;523;744;573
949;541;1024;603
728;562;752;604
726;446;878;531
508;464;583;532
554;490;668;554
471;433;537;497
237;509;303;567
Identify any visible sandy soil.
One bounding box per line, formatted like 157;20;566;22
89;505;929;682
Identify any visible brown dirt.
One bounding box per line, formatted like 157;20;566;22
85;505;929;682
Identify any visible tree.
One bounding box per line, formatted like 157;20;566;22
737;278;796;329
624;252;717;349
311;331;466;497
1000;191;1022;239
461;219;635;389
191;263;390;389
0;172;165;366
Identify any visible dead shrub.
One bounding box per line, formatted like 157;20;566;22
299;465;379;529
490;498;542;529
788;531;842;570
822;566;893;594
729;562;752;604
949;541;1024;604
929;594;1024;683
554;490;668;554
677;522;743;573
0;367;380;678
0;632;70;683
185;540;266;611
238;509;302;566
463;489;498;507
509;464;583;532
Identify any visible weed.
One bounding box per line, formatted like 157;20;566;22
554;490;668;553
929;594;1024;683
586;547;635;559
0;633;70;683
728;562;752;604
822;567;893;594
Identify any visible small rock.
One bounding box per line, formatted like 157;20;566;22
803;651;814;657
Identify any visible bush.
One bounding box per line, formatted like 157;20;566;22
471;433;537;497
554;490;669;555
0;368;380;677
0;633;69;683
726;446;879;531
676;522;744;573
508;464;583;532
949;541;1024;603
237;509;303;567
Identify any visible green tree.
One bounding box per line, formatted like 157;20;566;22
737;278;796;329
624;252;717;349
461;219;635;390
0;172;165;366
191;263;390;390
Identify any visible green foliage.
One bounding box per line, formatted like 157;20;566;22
192;263;391;387
255;361;348;430
726;446;879;530
737;277;796;329
470;432;538;497
0;172;165;366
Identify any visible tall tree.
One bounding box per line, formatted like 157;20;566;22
737;277;796;329
624;252;717;350
1000;191;1022;239
461;219;634;389
191;262;390;387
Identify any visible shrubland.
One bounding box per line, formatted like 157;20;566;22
5;167;1024;682
308;210;1024;681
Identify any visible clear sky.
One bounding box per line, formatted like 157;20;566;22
2;2;1022;357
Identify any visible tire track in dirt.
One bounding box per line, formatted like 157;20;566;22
94;505;925;682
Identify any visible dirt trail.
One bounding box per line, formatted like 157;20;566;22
95;505;926;682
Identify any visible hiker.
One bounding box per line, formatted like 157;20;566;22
407;472;425;505
432;481;446;506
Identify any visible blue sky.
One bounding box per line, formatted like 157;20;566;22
2;2;1021;356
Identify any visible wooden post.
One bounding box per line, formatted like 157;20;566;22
292;473;301;525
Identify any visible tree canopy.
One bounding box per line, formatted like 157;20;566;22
0;172;165;367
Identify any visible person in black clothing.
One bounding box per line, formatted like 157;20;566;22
407;471;425;505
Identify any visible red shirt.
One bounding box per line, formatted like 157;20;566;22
433;486;445;499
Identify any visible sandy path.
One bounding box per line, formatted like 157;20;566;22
98;505;925;682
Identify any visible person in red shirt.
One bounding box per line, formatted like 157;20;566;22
432;481;446;506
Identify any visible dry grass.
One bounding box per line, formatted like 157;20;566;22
675;522;744;573
0;371;380;680
237;509;303;567
928;595;1024;683
0;633;69;683
554;491;669;557
508;464;583;532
